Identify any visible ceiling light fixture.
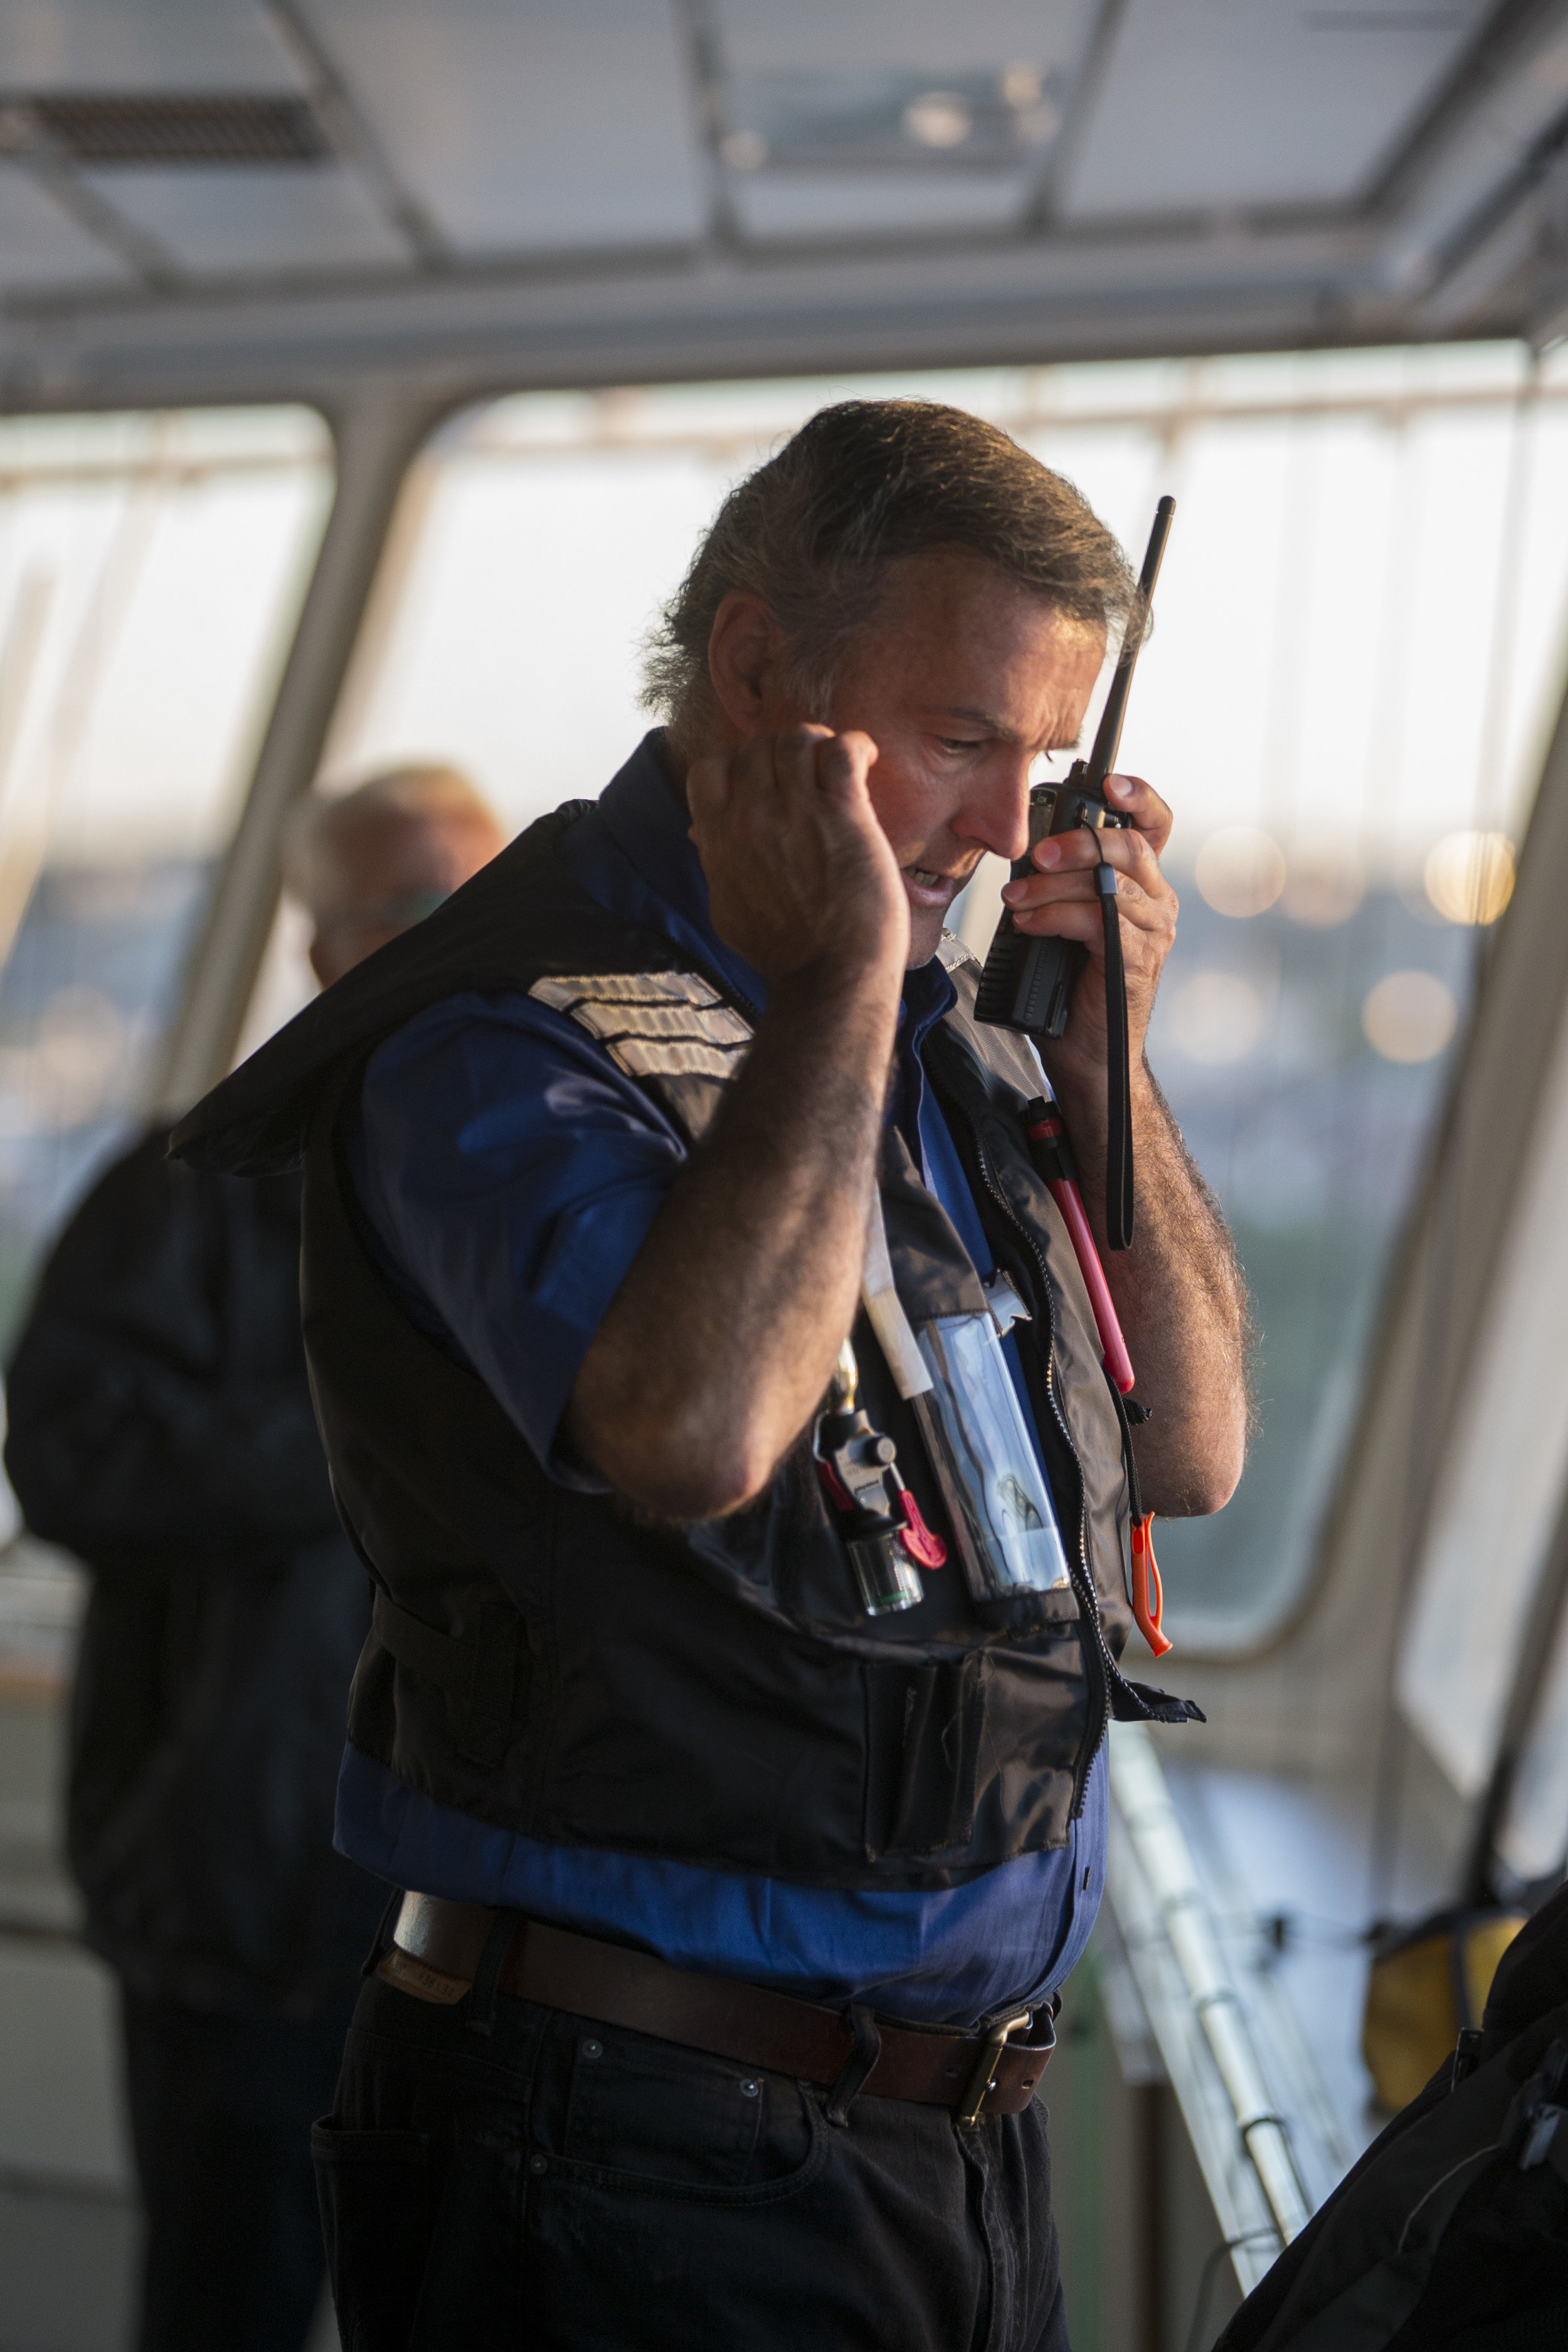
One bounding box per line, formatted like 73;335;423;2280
903;92;973;150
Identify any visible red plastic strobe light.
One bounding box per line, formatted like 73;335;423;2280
816;1453;948;1569
1130;1514;1170;1656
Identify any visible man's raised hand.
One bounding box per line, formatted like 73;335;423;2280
687;728;910;988
998;770;1177;1078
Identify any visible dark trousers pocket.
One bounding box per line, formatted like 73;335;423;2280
312;2118;432;2352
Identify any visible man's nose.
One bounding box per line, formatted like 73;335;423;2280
961;757;1034;864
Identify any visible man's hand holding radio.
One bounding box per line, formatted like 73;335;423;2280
997;768;1248;1518
997;769;1177;1088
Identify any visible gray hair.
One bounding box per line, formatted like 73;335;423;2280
283;765;495;919
642;398;1142;726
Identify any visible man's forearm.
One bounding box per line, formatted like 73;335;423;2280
566;958;899;1519
1050;1057;1251;1517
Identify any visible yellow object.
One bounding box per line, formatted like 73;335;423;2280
1361;1909;1526;2113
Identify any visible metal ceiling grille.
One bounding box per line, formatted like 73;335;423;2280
0;93;327;167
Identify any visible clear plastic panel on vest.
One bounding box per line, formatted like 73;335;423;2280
913;1315;1071;1602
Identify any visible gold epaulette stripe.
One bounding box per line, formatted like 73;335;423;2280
532;971;726;1010
606;1037;746;1082
528;972;753;1088
571;1000;752;1049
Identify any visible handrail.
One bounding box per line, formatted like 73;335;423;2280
1108;1725;1315;2255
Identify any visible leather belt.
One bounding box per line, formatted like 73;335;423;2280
383;1892;1054;2124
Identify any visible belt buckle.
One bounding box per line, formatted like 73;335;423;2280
956;2008;1034;2127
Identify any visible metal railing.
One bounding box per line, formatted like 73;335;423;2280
1106;1725;1318;2293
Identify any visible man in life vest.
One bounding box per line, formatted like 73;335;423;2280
174;401;1250;2351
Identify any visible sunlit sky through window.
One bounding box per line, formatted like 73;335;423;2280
0;407;332;866
332;343;1568;909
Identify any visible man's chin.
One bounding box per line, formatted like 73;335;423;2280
904;906;947;968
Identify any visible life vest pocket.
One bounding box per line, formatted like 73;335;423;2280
864;1653;986;1860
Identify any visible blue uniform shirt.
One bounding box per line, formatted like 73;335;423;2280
338;736;1106;2026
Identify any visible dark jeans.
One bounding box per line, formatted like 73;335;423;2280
122;1986;356;2352
314;1968;1071;2351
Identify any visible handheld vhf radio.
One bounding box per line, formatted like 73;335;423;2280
975;496;1175;1252
975;495;1175;1039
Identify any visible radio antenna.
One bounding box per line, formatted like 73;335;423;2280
1084;494;1175;788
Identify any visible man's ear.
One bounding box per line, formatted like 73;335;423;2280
706;591;785;737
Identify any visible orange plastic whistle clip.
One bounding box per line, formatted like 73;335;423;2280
1130;1515;1171;1657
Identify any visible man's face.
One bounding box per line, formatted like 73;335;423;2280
812;553;1105;967
309;808;503;987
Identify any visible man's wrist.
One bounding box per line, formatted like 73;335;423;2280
766;941;904;1024
1041;1047;1157;1143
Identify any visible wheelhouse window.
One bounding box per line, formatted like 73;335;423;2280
0;406;332;1352
313;346;1568;1648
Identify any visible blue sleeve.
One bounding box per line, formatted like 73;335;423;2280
345;990;688;1486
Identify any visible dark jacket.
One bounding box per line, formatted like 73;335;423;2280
172;803;1195;1895
4;1130;384;2016
1214;1883;1568;2351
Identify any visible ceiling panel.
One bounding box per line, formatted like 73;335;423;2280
716;0;1093;213
1065;0;1491;218
730;170;1030;243
0;0;299;92
714;2;1104;245
0;0;1560;393
717;0;1097;76
0;160;134;289
307;0;707;253
84;162;408;275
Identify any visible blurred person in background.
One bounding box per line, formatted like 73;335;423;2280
3;767;504;2352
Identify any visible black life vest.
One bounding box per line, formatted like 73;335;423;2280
172;800;1194;1893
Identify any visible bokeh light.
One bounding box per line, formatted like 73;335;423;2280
1362;969;1458;1062
1194;827;1288;918
1168;970;1266;1063
1281;839;1365;927
1424;830;1516;926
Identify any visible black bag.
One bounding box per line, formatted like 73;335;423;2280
1212;1882;1568;2351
